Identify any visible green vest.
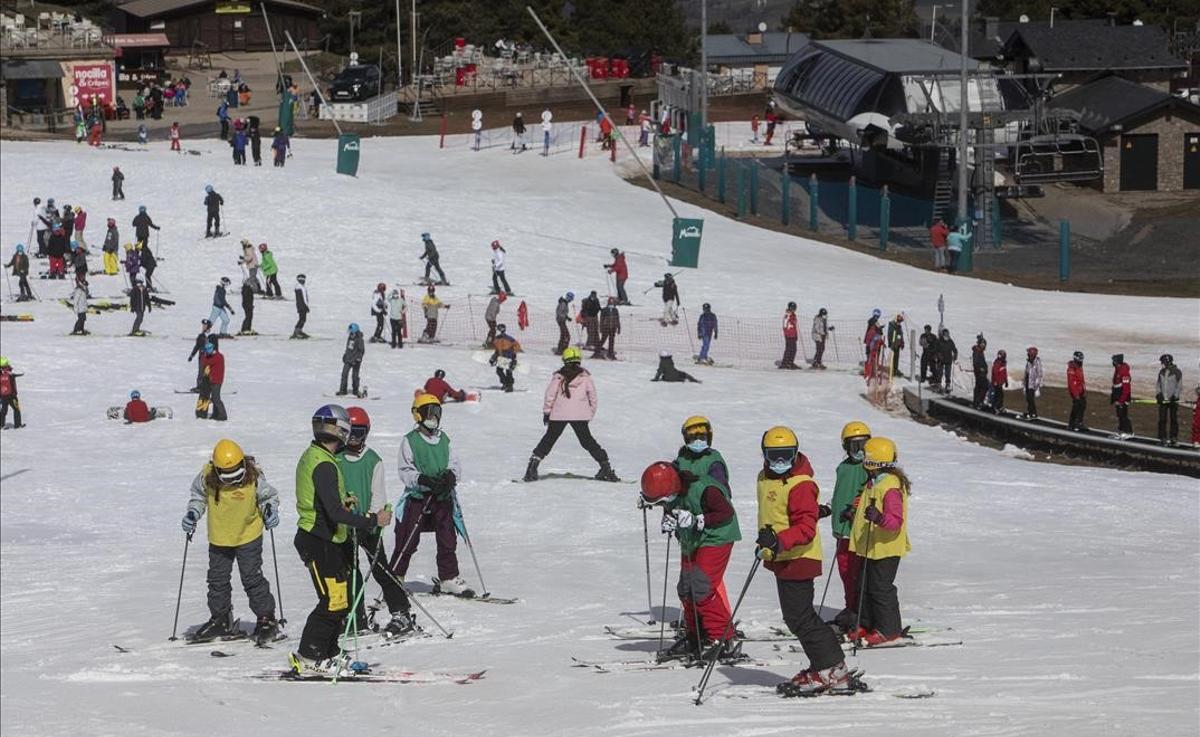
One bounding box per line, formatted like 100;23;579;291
672;473;740;555
336;447;381;513
830;459;869;539
296;442;351;543
405;429;450;494
674;448;726;486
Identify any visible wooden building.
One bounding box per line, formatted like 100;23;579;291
110;0;323;53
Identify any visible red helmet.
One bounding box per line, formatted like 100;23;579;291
1027;346;1038;358
640;461;681;502
376;282;386;292
107;218;116;226
491;240;500;248
347;406;371;447
497;292;507;303
258;243;268;253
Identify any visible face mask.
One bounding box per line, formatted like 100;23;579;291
686;439;709;453
768;459;792;475
422;416;440;431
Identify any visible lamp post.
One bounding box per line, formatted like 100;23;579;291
956;0;969;228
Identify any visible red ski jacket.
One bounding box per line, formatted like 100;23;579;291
124;399;151;423
203;352;225;384
782;312;798;338
1067;362;1086;399
991;360;1007;387
1112;363;1131;404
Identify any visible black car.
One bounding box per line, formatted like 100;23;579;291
329;64;381;102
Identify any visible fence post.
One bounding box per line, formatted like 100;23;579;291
438;113;447;149
749;161;759;215
672;134;682;184
698;128;708;193
579;125;587;159
847;175;857;241
717;149;727;204
809;174;819;232
991;196;1001;248
736;162;747;218
879;184;890;251
1059;220;1070;282
780;168;790;226
652;134;660;179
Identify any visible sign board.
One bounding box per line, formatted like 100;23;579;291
62;61;115;108
216;2;251;13
337;133;361;176
670;217;704;268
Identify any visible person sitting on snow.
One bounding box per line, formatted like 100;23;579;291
423;369;467;402
652;352;701;383
123;389;152;423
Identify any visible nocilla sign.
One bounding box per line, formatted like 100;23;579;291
216;2;251;13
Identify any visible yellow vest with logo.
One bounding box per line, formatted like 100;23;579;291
848;472;910;560
203;462;263;547
756;472;823;563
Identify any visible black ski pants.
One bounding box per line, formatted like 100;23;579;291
240;305;253;333
485;319;497;347
1025;388;1038;417
112;182;125;200
265;274;281;297
919;351;931;382
349;529;409;623
1158;401;1179;441
72;313;87;334
1069;396;1087;429
389;318;404;348
17;274;33;299
973;373;988;406
0;396;21;428
206;209;221;236
777;578;843;672
207;537;275;619
131;309;146;334
1115;403;1133;434
555;318;570;354
295;309;308;333
340;361;361;395
532;420;608;465
890;345;902;376
424;258;446;284
295;529;351;661
492;269;511;294
780;337;797;368
496;366;514;389
209;383;227;421
857;555;902;637
373;313;385;340
812;339;825;367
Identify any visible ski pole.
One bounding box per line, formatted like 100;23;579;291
694;556;761;705
816;552;835;618
657;533;672;655
155;229;161;260
168;532;193;640
851;520;874;657
453;493;490;597
268;527;286;625
377;562;453;638
642;504;655;624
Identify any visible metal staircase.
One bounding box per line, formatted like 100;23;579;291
931;147;954;224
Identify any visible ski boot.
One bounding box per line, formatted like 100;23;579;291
191;609;236;642
434;576;475;598
594;462;620;482
702;638;745;663
288;651;351;679
523;456;541;482
383;610;419;639
252;615;281;645
777;662;853;697
657;632;700;663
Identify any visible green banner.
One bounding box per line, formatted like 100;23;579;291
671;217;704;268
336;133;361;177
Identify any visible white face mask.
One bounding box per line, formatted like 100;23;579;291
686;439;709;453
422;416;440;431
768;459;792;475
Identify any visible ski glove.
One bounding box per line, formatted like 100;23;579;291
262;505;279;530
439;469;457;492
543;413;550;426
864;505;885;526
181;510;198;534
660;512;678;534
755;526;780;558
488;356;497;366
818;503;832;519
417;474;439;492
1156;393;1164;403
674;510;704;531
840;506;857;523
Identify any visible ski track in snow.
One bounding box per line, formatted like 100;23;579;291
1;136;1198;737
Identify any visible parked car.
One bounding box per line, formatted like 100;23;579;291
329;64;381;102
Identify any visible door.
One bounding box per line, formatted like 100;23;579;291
1184;133;1200;190
1119;134;1158;191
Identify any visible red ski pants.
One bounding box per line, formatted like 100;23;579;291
678;543;733;641
836;537;863;612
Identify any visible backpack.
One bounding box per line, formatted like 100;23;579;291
0;370;12;398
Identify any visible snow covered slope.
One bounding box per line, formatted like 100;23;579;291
1;138;1197;737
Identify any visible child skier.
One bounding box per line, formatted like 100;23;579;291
339;324;365;397
204;185;224;238
779;301;799;369
1023;347;1043;419
696;303;718;365
238;277;256;335
419;232;447;285
652;352;701;383
180;439;281;644
0;356;23;429
102;219;120;275
423;369;467;402
111;166;125;200
490;240;512;295
259;244;281;297
847;437;911;647
990;349;1009;412
335;407;416;638
169;121;182;152
4;245;33;301
390;393;471;596
187;319;214;391
753;425;852;696
387;288;406;349
70;278;89;335
675;416;729;486
419;286;448;342
290;405;393;677
1111;354;1133;438
370;283;388;344
483;292;506;347
200;341;228;421
210;277;234;336
123;390;151;423
293;274;310;339
653;273;680;325
489;324;521;392
829;421;869;633
523;347;619;482
129;276;152;336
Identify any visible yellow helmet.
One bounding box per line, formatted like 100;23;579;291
762;425;798;450
681;415;713;443
761;425;799;472
122;242;133;251
562;346;583;364
212;439;246;484
411;392;442;423
863;437;897;470
841;421;871;441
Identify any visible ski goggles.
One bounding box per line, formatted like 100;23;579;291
763;447;797;467
420;404;443;422
216;461;246;485
843;437;868;457
682;425;710;443
348;425;369;444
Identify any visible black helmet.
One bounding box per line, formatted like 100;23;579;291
610;248;619;255
497;323;507;333
1073;350;1084;363
1160;353;1173;365
1112;353;1124;365
923;324;932;331
787;301;797;310
701;302;711;311
940;328;950;338
297;273;307;282
976;333;986;346
434;369;446;379
818;307;827;316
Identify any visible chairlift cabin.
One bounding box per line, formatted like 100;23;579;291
1013;133;1102;183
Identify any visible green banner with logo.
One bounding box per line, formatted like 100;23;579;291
336;133;361;177
671;217;704;268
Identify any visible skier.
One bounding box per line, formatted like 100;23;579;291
595;297;620;360
271;127;289;167
248;116;262;165
69;241;89;282
419;286;448;343
4;245;33;301
829;421;869;633
46;225;68;279
73;206;88;250
102;218;120;275
810;308;829;369
423;369;467;402
654;273;680;325
70;278;89;335
1022;347;1043;419
390;393;471;595
605;248;629;305
369;283;388;344
129;276;152;336
61;204;74;243
290;405;393;677
138;240;158;292
259;244;281;297
201;341;228;421
180;439;281;643
336;407;416;637
886;314;905;378
639;457;740;661
188;319;214;391
675;416;730;487
293;274;310;339
511;112;527;151
210;277;235;336
131;205;160;247
231;126;248;165
1067;351;1088;431
388;288;406;349
111;166;125;200
653;352;701;383
204;185;224;238
990;350;1008;412
217;99;230;140
917;325;936;383
489;324;521;392
123;390;152;423
339;324;366;397
580;290;601;350
1111;354;1133;438
779;302;800;369
523;347;619;482
483;291;506;347
754;426;851;695
34;197;50;255
240;239;260;292
490;240;512;295
238;277;256;335
935;328;957;393
0;356;23;429
169;121;182;152
554;292;574;354
863;312;883;378
696;303;718;365
971;335;989;408
847;437;911;647
1156;354;1182;446
418;232;447;285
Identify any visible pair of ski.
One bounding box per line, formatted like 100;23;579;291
259;665;487;684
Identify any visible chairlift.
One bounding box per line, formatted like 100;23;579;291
1013;133;1102;184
